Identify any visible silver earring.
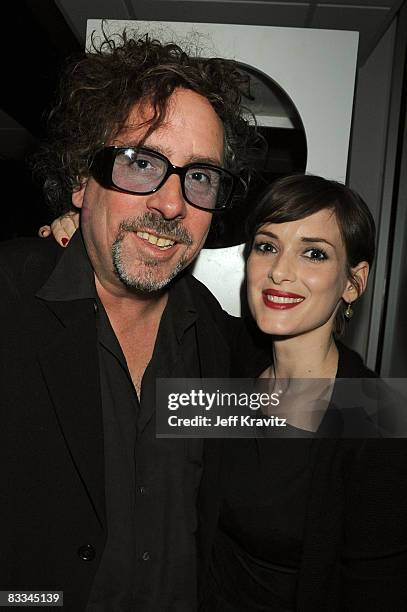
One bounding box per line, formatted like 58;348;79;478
344;302;353;320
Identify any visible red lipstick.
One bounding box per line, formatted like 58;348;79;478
262;288;305;310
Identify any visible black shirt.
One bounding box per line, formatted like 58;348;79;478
203;437;313;612
199;343;380;612
38;230;204;611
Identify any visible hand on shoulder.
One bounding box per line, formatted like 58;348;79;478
38;211;79;247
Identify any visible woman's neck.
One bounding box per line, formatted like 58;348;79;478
271;329;339;380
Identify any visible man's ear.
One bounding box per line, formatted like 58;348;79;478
342;261;370;303
71;180;88;209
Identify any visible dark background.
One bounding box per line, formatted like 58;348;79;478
0;2;80;240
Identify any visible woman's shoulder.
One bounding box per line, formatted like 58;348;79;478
333;341;407;437
335;340;377;378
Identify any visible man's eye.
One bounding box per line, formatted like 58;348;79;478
118;152;157;171
191;171;211;184
304;248;328;261
133;158;153;170
253;241;277;254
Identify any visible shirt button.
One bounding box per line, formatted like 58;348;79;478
78;544;95;561
137;485;147;495
93;301;98;313
142;551;151;561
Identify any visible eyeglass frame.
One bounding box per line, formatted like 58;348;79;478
89;145;244;212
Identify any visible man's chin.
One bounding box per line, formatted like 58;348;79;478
114;260;186;293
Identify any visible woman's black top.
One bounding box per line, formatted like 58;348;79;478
203;438;313;611
199;337;378;611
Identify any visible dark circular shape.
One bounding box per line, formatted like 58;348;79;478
206;62;307;249
77;544;96;561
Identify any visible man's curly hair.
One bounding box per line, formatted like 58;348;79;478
33;28;262;216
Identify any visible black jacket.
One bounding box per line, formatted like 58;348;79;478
198;342;407;610
0;237;234;611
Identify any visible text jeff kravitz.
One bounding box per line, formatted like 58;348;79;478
168;414;287;427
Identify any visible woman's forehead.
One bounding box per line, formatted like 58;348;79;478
257;208;341;239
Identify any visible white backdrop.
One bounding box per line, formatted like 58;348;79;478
87;20;358;315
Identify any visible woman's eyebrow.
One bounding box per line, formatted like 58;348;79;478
255;231;336;250
255;230;279;239
301;237;335;248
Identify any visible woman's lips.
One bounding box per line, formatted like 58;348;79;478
262;289;305;310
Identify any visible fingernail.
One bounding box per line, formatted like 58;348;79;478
61;237;69;246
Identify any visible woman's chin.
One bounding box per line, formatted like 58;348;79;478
256;318;298;337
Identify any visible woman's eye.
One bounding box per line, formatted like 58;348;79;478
253;241;277;254
304;248;328;261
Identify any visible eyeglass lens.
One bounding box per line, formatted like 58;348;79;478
112;148;232;209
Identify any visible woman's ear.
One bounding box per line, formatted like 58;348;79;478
342;261;370;302
71;180;88;208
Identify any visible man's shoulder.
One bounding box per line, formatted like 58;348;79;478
181;274;270;374
0;237;62;292
182;273;238;326
0;235;61;260
184;273;222;303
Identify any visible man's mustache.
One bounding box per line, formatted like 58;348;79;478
117;212;193;245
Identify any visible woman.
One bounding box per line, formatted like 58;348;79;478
244;173;377;436
198;175;407;611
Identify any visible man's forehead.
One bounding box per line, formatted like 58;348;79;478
114;98;161;138
126;96;161;125
119;91;189;132
111;92;225;165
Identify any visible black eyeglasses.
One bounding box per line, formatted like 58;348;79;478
90;146;242;212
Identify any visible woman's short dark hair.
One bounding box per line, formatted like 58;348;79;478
33;28;262;216
246;173;376;335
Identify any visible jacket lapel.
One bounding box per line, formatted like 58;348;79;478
195;314;231;379
137;280;232;433
37;298;106;528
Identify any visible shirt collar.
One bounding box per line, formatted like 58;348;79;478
160;273;198;344
36;228;198;342
36;229;96;302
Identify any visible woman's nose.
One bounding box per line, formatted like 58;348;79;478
267;252;296;284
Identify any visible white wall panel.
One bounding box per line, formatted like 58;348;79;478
87;19;358;315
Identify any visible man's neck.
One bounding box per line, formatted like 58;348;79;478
95;276;168;324
95;276;169;397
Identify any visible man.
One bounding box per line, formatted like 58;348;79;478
0;31;260;611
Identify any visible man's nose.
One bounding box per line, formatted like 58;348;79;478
145;174;187;220
268;252;296;284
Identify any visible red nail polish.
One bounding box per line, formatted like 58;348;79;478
61;237;69;246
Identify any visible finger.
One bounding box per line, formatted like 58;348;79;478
50;211;79;247
49;220;72;247
69;210;80;229
38;225;51;238
59;212;80;236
